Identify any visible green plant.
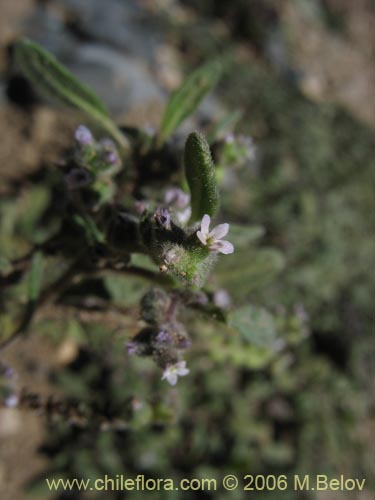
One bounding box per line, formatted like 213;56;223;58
1;39;284;385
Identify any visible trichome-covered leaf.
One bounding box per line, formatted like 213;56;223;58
228;304;277;347
184;132;220;221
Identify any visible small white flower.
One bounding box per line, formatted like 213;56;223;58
197;214;234;255
161;360;190;386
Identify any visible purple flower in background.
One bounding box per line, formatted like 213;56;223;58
74;125;94;146
164;188;191;225
126;342;138;355
105;150;119;165
177;336;191;349
164;188;190;210
100;138;120;166
197;215;234;255
0;364;14;379
156;330;173;344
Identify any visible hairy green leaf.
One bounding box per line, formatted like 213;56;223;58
159;60;222;144
184;132;220;221
228;305;277;347
14;38;128;149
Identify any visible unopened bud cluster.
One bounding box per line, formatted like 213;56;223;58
64;125;122;207
127;288;191;385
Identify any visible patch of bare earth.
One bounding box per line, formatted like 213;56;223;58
282;0;375;128
0;333;61;500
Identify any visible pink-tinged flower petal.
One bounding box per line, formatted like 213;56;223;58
200;214;211;235
216;240;234;254
177;363;190;376
197;230;207;245
209;223;229;240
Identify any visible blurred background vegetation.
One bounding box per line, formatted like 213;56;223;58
0;1;374;499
